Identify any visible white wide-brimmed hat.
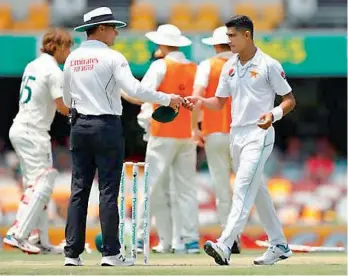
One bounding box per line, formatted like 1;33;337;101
145;24;191;47
74;7;127;32
202;26;230;45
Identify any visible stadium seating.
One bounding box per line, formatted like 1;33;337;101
168;3;194;31
233;2;284;31
234;2;258;22
11;3;49;31
194;3;220;31
1;0;288;32
260;3;284;28
0;4;12;31
129;2;156;31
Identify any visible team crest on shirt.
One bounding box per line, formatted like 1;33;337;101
228;68;235;77
250;70;258;78
281;71;286;79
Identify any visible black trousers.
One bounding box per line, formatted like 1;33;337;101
64;115;124;258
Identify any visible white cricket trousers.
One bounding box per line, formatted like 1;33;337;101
8;122;53;244
9;122;53;189
137;136;199;248
204;133;233;228
218;125;287;248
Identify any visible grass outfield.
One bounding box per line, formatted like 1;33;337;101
0;250;346;275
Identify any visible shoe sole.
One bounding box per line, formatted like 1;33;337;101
4;238;40;255
101;263;134;266
254;251;292;265
64;263;82;266
3;237;18;248
204;242;229;266
187;249;200;254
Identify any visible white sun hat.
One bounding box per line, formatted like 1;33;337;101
145;24;192;47
202;26;230;45
74;7;127;32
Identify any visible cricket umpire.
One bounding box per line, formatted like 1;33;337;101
62;7;183;267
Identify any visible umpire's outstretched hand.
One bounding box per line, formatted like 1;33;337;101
168;94;184;110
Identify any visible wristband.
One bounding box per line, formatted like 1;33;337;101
270;106;283;122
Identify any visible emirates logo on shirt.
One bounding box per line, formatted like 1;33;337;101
229;68;235;77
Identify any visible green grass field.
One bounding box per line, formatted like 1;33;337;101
0;250;346;275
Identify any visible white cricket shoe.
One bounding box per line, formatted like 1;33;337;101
27;232;64;255
172;243;186;254
36;243;64;255
3;234;18;247
172;240;200;254
28;230;40;245
101;254;135;266
3;234;40;254
152;243;172;254
203;240;231;265
64;257;84;266
254;244;292;265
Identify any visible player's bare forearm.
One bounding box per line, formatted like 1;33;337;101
280;92;296;116
202;96;227;110
55;98;69;116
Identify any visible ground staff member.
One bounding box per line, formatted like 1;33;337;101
185;15;296;266
62;7;183;267
136;24;200;254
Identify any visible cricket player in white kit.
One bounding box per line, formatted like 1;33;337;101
192;26;241;254
4;29;72;254
185;16;296;265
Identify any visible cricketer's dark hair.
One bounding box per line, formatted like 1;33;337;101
225;15;254;39
86;26;99;37
86;24;116;37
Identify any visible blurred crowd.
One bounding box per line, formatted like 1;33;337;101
0;0;346;32
0;134;346;228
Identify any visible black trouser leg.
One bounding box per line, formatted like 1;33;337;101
94;118;124;256
64;124;96;258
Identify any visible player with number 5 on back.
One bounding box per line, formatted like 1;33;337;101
184;15;296;266
4;29;72;254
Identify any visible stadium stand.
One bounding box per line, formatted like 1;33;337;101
11;2;50;31
0;0;346;31
0;4;11;31
129;2;156;31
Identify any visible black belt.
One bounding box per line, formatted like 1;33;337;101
78;113;121;120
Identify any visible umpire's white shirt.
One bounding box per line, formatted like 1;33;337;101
63;40;171;115
216;48;292;127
